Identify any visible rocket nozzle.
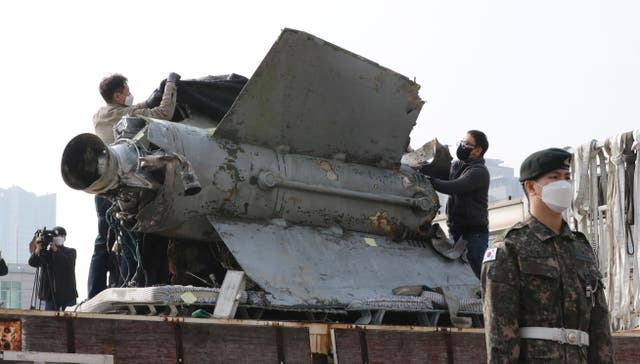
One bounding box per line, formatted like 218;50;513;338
61;133;119;194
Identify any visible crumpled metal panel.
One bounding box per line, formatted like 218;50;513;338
215;28;424;169
208;216;478;306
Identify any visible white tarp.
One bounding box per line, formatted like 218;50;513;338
570;129;639;331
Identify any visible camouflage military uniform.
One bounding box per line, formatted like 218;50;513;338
481;217;614;363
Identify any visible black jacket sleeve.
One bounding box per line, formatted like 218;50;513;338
430;164;490;195
0;259;7;276
28;253;43;268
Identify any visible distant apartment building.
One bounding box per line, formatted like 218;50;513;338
485;159;524;203
435;158;523;214
0;263;37;309
0;186;56;264
0;186;55;309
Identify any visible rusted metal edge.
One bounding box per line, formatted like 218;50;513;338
8;309;638;336
0;309;541;332
0;309;490;333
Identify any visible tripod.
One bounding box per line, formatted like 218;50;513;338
29;249;57;310
29;266;41;309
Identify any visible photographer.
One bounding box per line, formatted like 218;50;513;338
28;226;78;311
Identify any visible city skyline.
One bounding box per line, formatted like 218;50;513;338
0;187;56;264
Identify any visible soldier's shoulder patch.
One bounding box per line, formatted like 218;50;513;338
482;247;498;263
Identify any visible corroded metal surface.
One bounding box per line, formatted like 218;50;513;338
209;217;478;306
62;120;438;242
0;318;21;351
60;29;465;310
216;28;423;169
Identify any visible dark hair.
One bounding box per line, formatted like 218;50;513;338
53;226;67;237
99;74;128;103
468;130;488;156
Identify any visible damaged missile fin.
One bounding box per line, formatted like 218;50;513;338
215;28;424;168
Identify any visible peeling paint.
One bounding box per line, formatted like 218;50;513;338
213;159;241;209
212;169;236;193
368;211;398;238
364;238;377;247
402;176;414;189
218;140;244;159
318;160;338;181
406;83;424;114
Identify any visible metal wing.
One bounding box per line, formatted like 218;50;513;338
214;28;424;168
208;217;478;306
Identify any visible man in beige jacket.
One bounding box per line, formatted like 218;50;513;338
93;72;179;144
88;72;179;298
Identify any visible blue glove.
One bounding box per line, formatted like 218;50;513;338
167;72;181;83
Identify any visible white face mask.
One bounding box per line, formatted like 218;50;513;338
53;236;65;246
536;180;573;213
124;94;134;106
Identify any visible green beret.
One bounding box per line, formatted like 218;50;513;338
519;148;572;182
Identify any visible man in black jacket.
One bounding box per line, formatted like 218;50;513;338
28;227;78;310
417;130;490;279
0;250;7;276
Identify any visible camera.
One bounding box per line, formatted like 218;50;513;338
35;227;58;249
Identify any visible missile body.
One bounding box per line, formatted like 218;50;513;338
62;29;478;306
62;117;438;242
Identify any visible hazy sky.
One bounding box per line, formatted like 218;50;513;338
1;0;639;299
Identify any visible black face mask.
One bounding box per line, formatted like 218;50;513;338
456;144;473;161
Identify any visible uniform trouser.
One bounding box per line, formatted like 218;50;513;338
89;196;130;298
452;231;488;280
